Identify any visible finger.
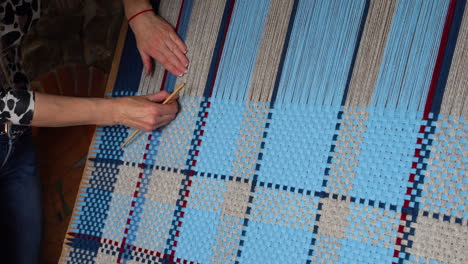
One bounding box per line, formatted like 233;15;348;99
166;39;189;68
165;96;179;104
145;90;171;102
146;93;179;103
163;44;188;75
139;51;152;76
155;102;179;116
151;44;185;76
155;114;177;128
168;94;179;101
169;31;188;54
145;44;169;66
163;60;184;77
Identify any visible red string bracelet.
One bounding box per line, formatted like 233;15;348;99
128;8;154;23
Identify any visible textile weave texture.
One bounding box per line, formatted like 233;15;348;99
60;0;468;263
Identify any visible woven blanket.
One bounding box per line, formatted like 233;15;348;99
60;0;468;263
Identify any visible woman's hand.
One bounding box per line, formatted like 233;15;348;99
112;91;179;132
125;0;189;76
32;91;179;131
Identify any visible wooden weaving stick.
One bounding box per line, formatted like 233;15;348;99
120;82;185;148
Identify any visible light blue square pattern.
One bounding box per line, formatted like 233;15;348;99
196;98;249;176
335;238;395;263
350;109;421;208
238;221;314;264
257;105;340;190
175;209;222;263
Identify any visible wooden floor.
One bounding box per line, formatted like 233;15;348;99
34;125;95;263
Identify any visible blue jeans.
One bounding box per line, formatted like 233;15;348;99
0;133;42;264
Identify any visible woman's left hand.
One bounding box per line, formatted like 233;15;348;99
129;10;189;77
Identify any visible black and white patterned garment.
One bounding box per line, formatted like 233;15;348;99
0;0;40;129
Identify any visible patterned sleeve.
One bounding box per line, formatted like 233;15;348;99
0;47;36;125
0;0;41;126
0;88;35;125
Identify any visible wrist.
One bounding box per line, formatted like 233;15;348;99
106;98;120;126
123;0;152;20
91;98;118;126
128;8;154;24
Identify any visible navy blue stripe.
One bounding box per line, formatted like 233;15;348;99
394;3;462;261
321;0;370;191
113;30;143;93
307;3;370;258
192;168;401;212
431;0;467;116
73;123;131;260
230;3;307;249
203;0;236;97
269;0;299;107
395;118;439;262
162;99;210;258
66;237;102;262
150;0;161;11
89;157;125;166
341;0;370;106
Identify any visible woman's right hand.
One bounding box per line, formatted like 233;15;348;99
111;90;179;132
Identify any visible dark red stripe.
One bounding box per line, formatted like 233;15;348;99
117;4;188;261
159;71;169;92
392;1;457;262
175;1;186;34
423;0;457;120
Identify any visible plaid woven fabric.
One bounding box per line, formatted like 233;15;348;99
60;0;468;263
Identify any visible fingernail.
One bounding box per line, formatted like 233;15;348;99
184;69;188;74
179;73;183;77
185;64;189;67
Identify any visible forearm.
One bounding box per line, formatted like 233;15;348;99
122;0;152;19
31;92;115;127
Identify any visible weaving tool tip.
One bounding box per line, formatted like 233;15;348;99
120;83;185;149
